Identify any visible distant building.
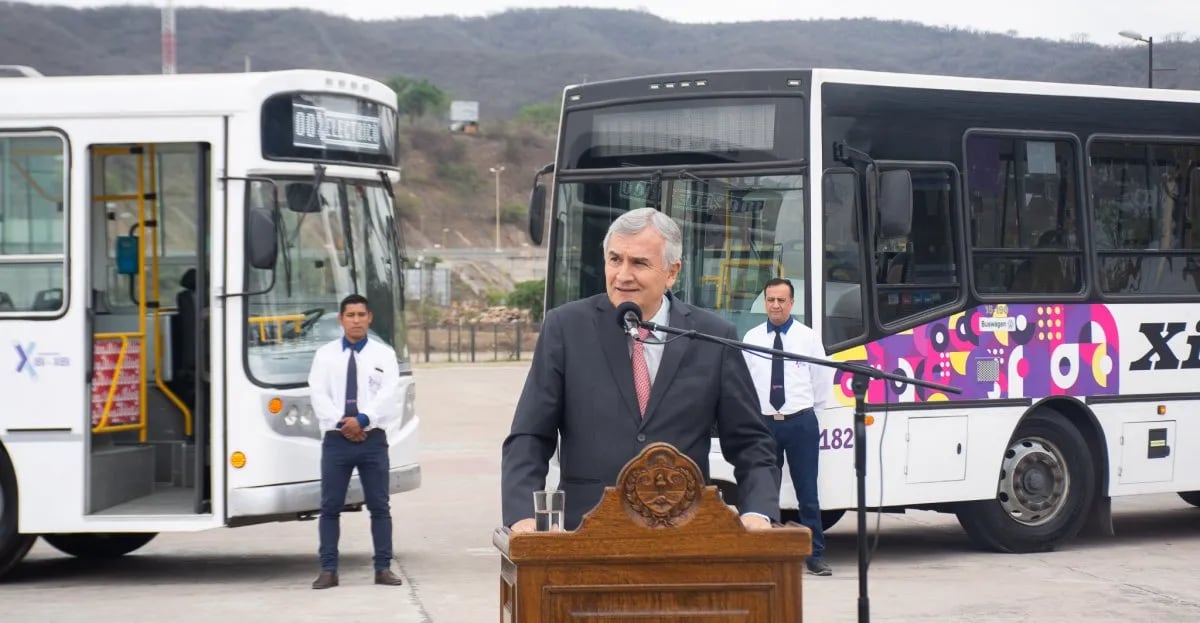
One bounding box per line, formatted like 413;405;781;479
449;100;479;134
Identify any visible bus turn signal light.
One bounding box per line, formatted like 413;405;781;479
268;398;283;414
231;452;247;469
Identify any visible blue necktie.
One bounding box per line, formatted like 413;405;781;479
344;351;358;417
770;329;785;411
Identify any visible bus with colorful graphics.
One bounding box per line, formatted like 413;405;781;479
0;67;419;576
526;68;1200;552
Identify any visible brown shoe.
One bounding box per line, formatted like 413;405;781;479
311;570;338;589
375;569;404;585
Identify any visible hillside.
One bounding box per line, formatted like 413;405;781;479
396;122;555;251
4;2;1199;268
2;3;1198;121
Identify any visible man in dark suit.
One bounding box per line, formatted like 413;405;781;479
501;207;780;532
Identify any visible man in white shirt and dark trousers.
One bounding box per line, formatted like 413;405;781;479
308;294;405;589
743;278;835;576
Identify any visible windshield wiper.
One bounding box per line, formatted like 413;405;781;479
378;171;408;265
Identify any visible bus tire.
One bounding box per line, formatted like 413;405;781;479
955;410;1095;553
1180;492;1200;508
0;444;36;579
42;533;157;559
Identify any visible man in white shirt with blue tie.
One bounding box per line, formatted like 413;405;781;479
742;278;835;576
307;294;405;589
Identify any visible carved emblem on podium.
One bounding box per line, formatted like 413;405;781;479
619;443;702;528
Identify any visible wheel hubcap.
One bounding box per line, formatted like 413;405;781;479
998;436;1069;526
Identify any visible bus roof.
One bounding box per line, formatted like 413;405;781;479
0;69;396;120
564;67;1200;106
813;67;1200;104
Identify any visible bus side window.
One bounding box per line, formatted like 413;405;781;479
875;167;961;326
822;170;865;348
1090;141;1200;295
0;133;68;313
966;134;1082;296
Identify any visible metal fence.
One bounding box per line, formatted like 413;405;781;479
407;322;541;363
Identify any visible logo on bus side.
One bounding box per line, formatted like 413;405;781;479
1129;322;1200;370
14;342;37;379
11;342;68;381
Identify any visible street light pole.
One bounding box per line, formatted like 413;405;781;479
489;165;505;251
1118;30;1154;88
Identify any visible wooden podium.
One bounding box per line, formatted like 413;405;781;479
493;443;811;622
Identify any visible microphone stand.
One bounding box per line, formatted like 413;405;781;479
633;318;961;623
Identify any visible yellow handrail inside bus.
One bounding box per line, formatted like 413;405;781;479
249;314;307;343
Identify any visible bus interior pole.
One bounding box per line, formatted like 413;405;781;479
852;371;871;623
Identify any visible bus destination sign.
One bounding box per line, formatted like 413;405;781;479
292;101;383;154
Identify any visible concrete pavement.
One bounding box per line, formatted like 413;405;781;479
3;363;1199;622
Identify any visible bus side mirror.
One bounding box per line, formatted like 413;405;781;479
528;182;546;246
878;169;913;239
247;206;277;270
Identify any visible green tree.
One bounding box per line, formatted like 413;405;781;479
387;75;451;125
513;101;561;131
507;279;545;322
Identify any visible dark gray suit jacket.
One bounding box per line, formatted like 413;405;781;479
501;292;780;530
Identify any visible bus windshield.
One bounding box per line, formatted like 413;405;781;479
549;171;807;336
245;176;406;386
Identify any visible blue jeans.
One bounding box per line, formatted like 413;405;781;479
766;409;824;560
319;429;392;571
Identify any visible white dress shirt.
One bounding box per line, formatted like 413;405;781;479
629;294;671;384
307;336;401;434
741;317;834;415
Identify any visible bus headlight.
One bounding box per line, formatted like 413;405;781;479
264;396;321;440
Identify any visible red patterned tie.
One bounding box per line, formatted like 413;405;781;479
631;327;651;417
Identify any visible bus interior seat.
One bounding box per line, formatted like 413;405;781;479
0;291;13;311
1012;230;1065;292
175;268;198;382
173;267;214;409
885;252;909;283
32;288;63;311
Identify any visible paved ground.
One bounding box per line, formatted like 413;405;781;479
3;363;1200;622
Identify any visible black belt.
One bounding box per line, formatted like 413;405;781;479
765;407;814;421
325;427;383;437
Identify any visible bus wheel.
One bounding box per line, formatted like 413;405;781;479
0;446;36;578
955;411;1094;553
42;533;157;559
1180;492;1200;508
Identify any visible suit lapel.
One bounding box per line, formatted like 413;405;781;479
594;297;641;422
640;295;692;428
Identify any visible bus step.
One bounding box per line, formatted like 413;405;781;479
89;445;155;513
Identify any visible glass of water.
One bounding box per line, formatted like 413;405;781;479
533;490;564;532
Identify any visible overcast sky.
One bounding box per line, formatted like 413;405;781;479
21;0;1195;45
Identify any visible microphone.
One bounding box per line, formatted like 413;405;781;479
614;301;642;338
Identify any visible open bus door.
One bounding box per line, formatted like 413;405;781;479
3;118;227;570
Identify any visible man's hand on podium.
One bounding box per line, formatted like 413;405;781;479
510;518;537;533
740;514;771;531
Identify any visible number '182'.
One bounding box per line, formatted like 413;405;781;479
819;427;854;450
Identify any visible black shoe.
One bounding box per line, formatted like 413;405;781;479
311;570;339;589
375;569;404;585
806;558;832;576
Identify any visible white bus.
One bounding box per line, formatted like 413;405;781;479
0;68;419;576
528;68;1200;553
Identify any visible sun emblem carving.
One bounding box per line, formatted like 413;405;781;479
620;444;701;528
